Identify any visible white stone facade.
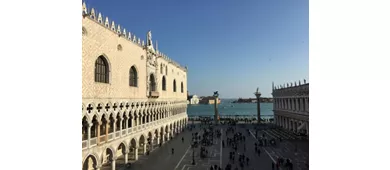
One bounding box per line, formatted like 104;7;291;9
272;81;309;135
82;2;188;170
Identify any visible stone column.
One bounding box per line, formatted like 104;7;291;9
88;123;92;148
161;133;165;144
111;159;116;170
125;117;128;134
134;147;139;160
150;137;154;150
105;122;109;142
143;144;147;155
254;91;261;123
306;97;309;112
306;121;309;135
124;151;128;164
157;136;160;145
113;119;116;138
214;97;219;124
119;118;123;137
96;122;101;145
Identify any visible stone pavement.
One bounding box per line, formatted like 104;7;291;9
249;125;309;170
118;123;308;170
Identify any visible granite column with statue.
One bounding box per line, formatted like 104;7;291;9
254;88;261;124
213;91;219;124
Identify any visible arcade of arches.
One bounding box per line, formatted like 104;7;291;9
82;100;188;170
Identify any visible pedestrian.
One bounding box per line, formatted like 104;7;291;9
171;148;174;154
182;137;184;143
272;162;275;170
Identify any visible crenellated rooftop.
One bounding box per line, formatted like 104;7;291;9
272;79;309;91
82;2;188;72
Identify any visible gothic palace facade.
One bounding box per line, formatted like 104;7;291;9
82;2;188;170
272;81;309;135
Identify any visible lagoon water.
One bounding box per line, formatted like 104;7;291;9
187;99;274;116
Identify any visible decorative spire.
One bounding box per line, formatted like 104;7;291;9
117;25;121;34
111;21;115;31
104;17;109;27
90;8;96;19
304;79;306;84
123;28;126;38
82;2;87;14
98;13;102;23
299;80;301;85
272;82;274;90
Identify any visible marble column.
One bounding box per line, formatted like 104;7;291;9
306;97;309;112
306;121;309;135
113;119;116;138
124;151;128;164
157;136;160;145
125;117;129;134
111;159;116;170
161;134;165;144
88;123;92;148
105;121;109;142
134;147;139;160
150;137;154;150
143;144;147;155
96;122;101;145
119;118;123;137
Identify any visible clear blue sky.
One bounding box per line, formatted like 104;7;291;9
85;0;309;98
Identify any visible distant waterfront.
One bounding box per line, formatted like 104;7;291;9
187;99;274;117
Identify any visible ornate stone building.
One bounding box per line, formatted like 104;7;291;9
272;80;309;135
82;2;188;170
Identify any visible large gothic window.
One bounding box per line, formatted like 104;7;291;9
160;64;163;74
95;55;109;83
173;79;176;92
165;66;168;75
162;76;166;91
181;82;184;93
150;74;156;91
129;66;138;87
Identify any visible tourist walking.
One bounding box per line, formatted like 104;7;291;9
171;148;174;154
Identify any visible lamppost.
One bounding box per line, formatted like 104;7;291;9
213;91;219;125
254;88;262;124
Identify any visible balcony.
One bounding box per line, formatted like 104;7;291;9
82;112;188;150
148;91;159;98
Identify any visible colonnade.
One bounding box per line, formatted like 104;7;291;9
274;115;308;135
273;97;309;113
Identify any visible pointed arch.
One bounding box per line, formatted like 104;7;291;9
129;65;138;87
162;76;166;91
181;82;184;93
149;74;156;91
173;79;176;92
95;55;110;83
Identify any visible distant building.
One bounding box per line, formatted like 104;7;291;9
199;96;221;104
272;80;309;136
187;95;200;104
